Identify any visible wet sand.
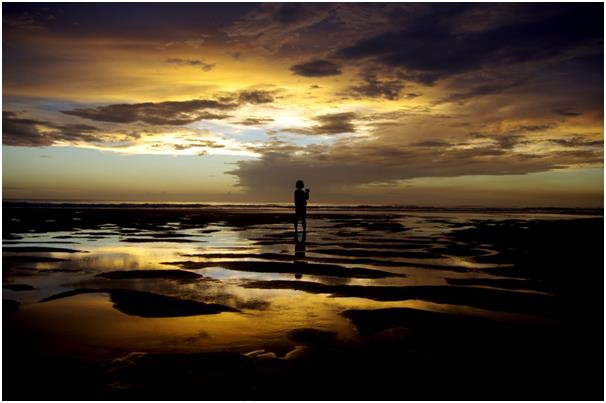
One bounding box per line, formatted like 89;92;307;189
2;205;603;399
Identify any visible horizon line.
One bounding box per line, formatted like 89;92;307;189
2;199;603;212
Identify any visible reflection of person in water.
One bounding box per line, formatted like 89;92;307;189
294;180;309;237
295;239;306;261
294;235;306;280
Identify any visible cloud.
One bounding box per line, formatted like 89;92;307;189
225;4;335;51
228;51;243;61
277;112;357;135
2;111;52;146
491;134;527;150
344;73;405;100
442;80;524;103
173;140;225;150
335;4;602;84
229;135;602;196
224;3;434;57
164;58;215;71
61;91;278;128
514;124;556;132
469;127;556;150
2;111;107;146
312;112;356;134
290;59;342;77
410;140;450;147
2;110;235;153
235;117;274;126
548;137;603;147
183;35;210;49
554;109;582;117
238;90;275;104
3;11;47;33
62;99;237;125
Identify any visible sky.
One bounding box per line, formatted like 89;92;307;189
2;2;604;207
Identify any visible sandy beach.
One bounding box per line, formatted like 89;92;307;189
2;204;603;400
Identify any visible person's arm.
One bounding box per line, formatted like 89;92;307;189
305;189;310;200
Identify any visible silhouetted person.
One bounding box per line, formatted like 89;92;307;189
294;180;309;237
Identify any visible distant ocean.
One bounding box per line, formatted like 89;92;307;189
2;200;602;215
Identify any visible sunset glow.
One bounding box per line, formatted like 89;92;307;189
3;3;603;206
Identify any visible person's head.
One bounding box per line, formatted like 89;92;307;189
296;180;304;189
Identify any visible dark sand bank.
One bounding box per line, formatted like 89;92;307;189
2;206;603;399
3;283;37;291
181;251;470;272
96;269;202;280
3;255;69;263
3;299;21;315
243;280;556;315
121;237;199;243
446;276;548;291
40;288;239;317
2;246;87;253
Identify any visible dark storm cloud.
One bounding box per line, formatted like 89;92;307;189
3;3;255;40
62;99;237;125
225;3;336;50
2;111;105;146
290;59;342;77
270;3;324;24
278;112;356;136
335;4;603;84
164;58;215;71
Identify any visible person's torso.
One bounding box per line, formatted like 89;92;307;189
294;189;307;207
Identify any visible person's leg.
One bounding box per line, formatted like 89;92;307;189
294;215;299;235
302;215;306;233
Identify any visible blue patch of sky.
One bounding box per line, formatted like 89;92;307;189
188;120;270;143
189;120;344;148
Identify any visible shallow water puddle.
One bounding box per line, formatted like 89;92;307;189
4;209;592;362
